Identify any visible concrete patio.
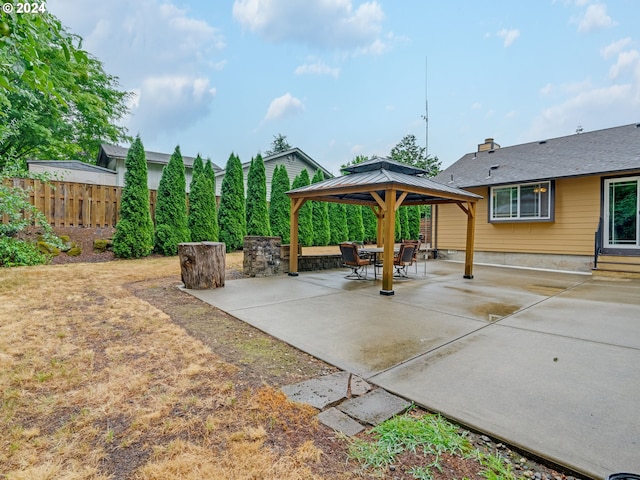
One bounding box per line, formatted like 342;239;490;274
186;260;640;479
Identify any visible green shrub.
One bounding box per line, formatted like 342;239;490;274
154;145;191;256
329;203;348;244
291;169;313;247
218;152;246;252
0;237;49;267
188;174;217;242
67;246;81;256
93;239;109;253
113;136;155;258
311;170;330;246
346;204;364;242
245;154;271;236
268;165;290;243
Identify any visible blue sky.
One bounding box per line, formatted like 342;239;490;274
47;0;640;175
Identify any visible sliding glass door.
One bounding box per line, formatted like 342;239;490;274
604;177;639;249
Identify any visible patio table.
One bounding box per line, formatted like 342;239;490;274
360;247;394;280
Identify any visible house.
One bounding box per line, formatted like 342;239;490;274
29;144;333;201
432;123;640;275
27;160;118;185
214;147;333;198
97;144;223;193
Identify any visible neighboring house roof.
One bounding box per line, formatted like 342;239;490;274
243;147;334;178
97;144;223;171
27;160;117;174
434;123;640;188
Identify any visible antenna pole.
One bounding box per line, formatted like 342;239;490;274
423;57;429;159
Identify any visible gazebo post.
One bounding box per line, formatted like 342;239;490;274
463;201;476;279
288;197;303;276
381;189;396;295
375;206;384;247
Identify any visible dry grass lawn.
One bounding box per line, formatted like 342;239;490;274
0;254;352;479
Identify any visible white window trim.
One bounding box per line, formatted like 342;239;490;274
489;181;553;222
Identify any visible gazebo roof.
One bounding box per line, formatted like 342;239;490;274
287;156;482;205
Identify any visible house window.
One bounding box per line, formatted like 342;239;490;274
490;181;552;221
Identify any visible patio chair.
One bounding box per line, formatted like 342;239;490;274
402;239;421;273
339;243;371;279
393;243;416;277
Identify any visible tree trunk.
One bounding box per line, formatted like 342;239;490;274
178;242;225;289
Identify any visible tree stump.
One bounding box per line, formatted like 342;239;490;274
178;242;225;289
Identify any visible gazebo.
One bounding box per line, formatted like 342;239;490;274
286;157;483;295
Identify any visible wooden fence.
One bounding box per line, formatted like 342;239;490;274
4;178;157;228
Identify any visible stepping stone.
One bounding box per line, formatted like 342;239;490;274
338;389;411;426
281;371;372;409
317;407;365;436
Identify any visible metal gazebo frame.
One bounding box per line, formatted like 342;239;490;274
286;157;483;295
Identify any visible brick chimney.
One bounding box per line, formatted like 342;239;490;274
477;138;500;152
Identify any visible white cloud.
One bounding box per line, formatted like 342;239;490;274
232;0;389;54
601;37;632;60
540;83;553;96
576;3;617;33
609;50;640;80
264;93;305;121
128;75;217;133
48;0;225;137
496;28;520;47
471;102;482;110
527;83;640;141
295;59;340;78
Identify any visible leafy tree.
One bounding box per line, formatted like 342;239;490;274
189;154;204;193
154;145;190;255
245;154;271;236
112;136;154;258
265;133;292;156
389;134;441;177
362;206;377;243
0;167;62;266
269;165;290;243
408;206;421;240
203;159;219;240
340;154;369;172
188;174;217;242
291;169;313;247
395;208;402;242
311;169;330;246
346;204;364;242
218;152;246;252
0;4;130;168
329;202;348;244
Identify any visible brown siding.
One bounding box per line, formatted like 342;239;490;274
437;176;602;255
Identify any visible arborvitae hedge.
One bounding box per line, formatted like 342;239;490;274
245;154;271;236
189;154;204;193
311;169;330;246
188;174;217;242
400;206;410;241
218;152;246;252
291;169;313;247
362;205;377;244
203;159;219;241
394;208;402;242
154;145;191;255
269;165;290;243
346;204;364;242
329;202;348;244
408;206;421;240
112;136;154;258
